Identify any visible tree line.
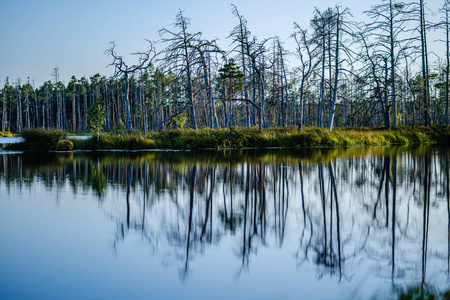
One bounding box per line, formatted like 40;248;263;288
1;1;450;133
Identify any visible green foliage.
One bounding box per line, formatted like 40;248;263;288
19;129;65;151
115;120;125;133
218;58;245;102
87;101;105;136
174;113;188;130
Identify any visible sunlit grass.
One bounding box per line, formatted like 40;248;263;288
0;131;13;137
148;126;443;149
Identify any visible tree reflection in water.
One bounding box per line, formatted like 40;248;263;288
1;147;450;297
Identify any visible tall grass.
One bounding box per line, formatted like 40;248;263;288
71;133;156;150
149;126;444;149
10;129;65;151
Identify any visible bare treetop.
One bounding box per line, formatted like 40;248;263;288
104;40;156;78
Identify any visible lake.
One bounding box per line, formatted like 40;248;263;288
0;147;449;299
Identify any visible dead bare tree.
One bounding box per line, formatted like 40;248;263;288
292;24;318;130
105;41;156;132
364;1;414;127
159;11;200;129
229;4;252;127
191;40;223;129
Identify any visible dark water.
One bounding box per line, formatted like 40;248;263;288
0;147;449;299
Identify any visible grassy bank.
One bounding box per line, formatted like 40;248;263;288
4;126;450;151
150;126;445;149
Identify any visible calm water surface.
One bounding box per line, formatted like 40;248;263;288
0;147;449;299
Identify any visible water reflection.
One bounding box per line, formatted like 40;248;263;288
1;147;449;299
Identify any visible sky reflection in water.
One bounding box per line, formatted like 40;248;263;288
0;147;449;300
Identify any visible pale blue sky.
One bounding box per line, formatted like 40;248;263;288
0;0;442;86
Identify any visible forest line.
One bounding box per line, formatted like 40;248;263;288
1;1;449;134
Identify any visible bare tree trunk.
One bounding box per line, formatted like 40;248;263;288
62;88;67;130
2;90;7;132
319;40;326;127
420;0;431;125
25;93;30;129
105;82;110;131
124;73;132;132
446;1;450;128
83;90;87;131
33;86;38;128
198;51;217;128
72;93;76;132
384;58;391;128
259;70;265;133
77;92;81;131
389;0;397;127
299;78;305;130
16;84;22;132
328;13;340;131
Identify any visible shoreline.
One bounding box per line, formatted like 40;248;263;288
2;126;449;152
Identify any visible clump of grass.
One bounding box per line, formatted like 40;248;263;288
56;139;74;151
17;128;65;151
